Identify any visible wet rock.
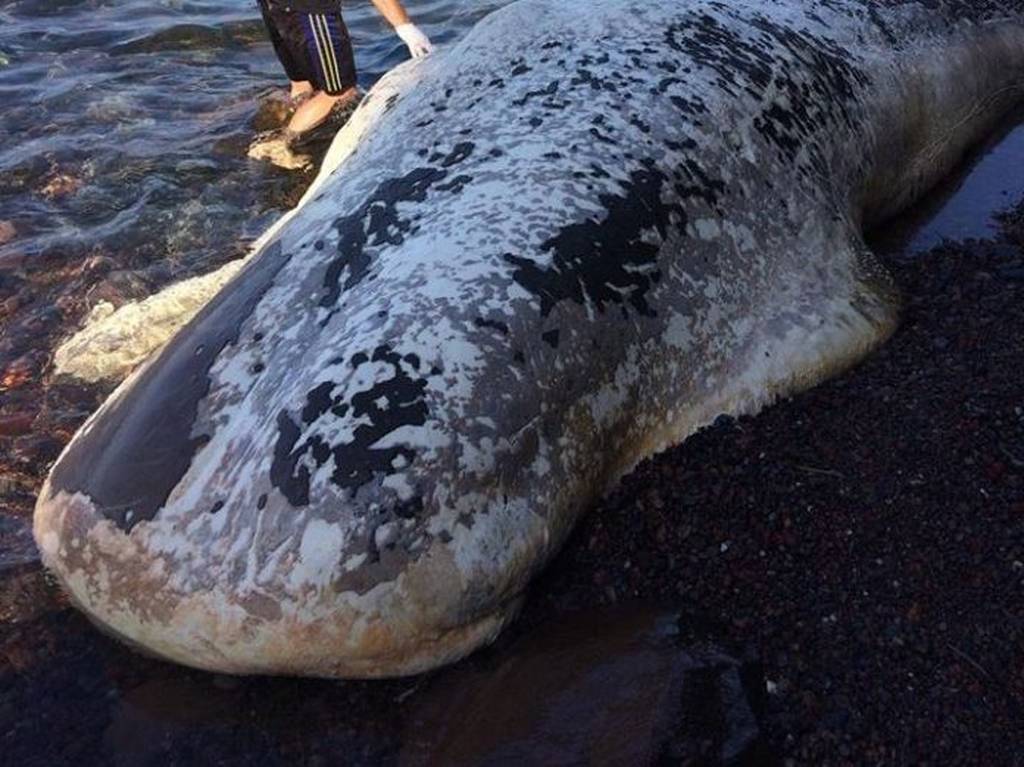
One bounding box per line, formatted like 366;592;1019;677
0;412;35;437
252;94;293;132
401;605;767;766
39;173;84;200
86;269;157;308
0;354;41;391
80;254;116;278
0;220;15;246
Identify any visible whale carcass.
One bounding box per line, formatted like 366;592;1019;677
34;0;1024;677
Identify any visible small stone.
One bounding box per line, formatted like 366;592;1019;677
40;173;83;199
1;294;24;316
0;220;15;246
0;413;34;437
0;356;39;391
80;254;116;276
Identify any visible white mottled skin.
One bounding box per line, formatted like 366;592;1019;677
35;0;1024;677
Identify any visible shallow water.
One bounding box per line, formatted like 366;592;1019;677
0;0;511;563
0;0;509;271
870;106;1024;256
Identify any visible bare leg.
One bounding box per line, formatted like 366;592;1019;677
288;88;358;134
249;86;359;170
290;80;314;100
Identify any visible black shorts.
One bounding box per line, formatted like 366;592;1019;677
259;1;357;96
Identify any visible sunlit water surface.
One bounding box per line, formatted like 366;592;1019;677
0;0;510;270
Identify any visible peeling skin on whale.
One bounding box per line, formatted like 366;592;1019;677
33;0;1024;678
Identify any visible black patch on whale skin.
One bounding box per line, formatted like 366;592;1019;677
320;168;444;310
474;316;510;335
504;160;677;319
437;175;473;194
664;11;871;179
513;80;560;108
441;142;475;168
572;68;619;94
319;144;476;312
510;58;531;76
270;346;432;507
47;243;291;533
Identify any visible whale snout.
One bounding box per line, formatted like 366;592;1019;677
32;432;533;678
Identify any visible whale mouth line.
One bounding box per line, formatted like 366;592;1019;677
44;241;292;534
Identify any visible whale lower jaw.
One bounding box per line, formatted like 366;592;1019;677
35;487;522;679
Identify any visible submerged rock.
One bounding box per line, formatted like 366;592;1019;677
0;220;15;246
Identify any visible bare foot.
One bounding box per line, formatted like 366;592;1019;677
289;80;314;100
288;88;358;134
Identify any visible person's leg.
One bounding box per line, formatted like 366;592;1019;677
261;2;315;96
287;87;358;133
249;5;358;168
290;80;314;100
284;9;358;134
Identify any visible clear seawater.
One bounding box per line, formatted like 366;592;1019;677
0;0;510;272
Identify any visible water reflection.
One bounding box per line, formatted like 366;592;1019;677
401;605;769;767
869;106;1024;256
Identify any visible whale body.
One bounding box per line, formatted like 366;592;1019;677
34;0;1024;677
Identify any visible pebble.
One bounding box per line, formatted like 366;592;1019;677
0;356;39;391
39;174;83;199
0;413;34;437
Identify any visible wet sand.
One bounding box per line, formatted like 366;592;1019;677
3;113;1024;767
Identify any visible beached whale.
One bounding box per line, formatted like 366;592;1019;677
35;0;1024;677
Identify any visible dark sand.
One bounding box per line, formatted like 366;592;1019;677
2;124;1023;764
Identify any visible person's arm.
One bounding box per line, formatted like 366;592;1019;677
370;0;434;58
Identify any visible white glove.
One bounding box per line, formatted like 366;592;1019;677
396;23;433;59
